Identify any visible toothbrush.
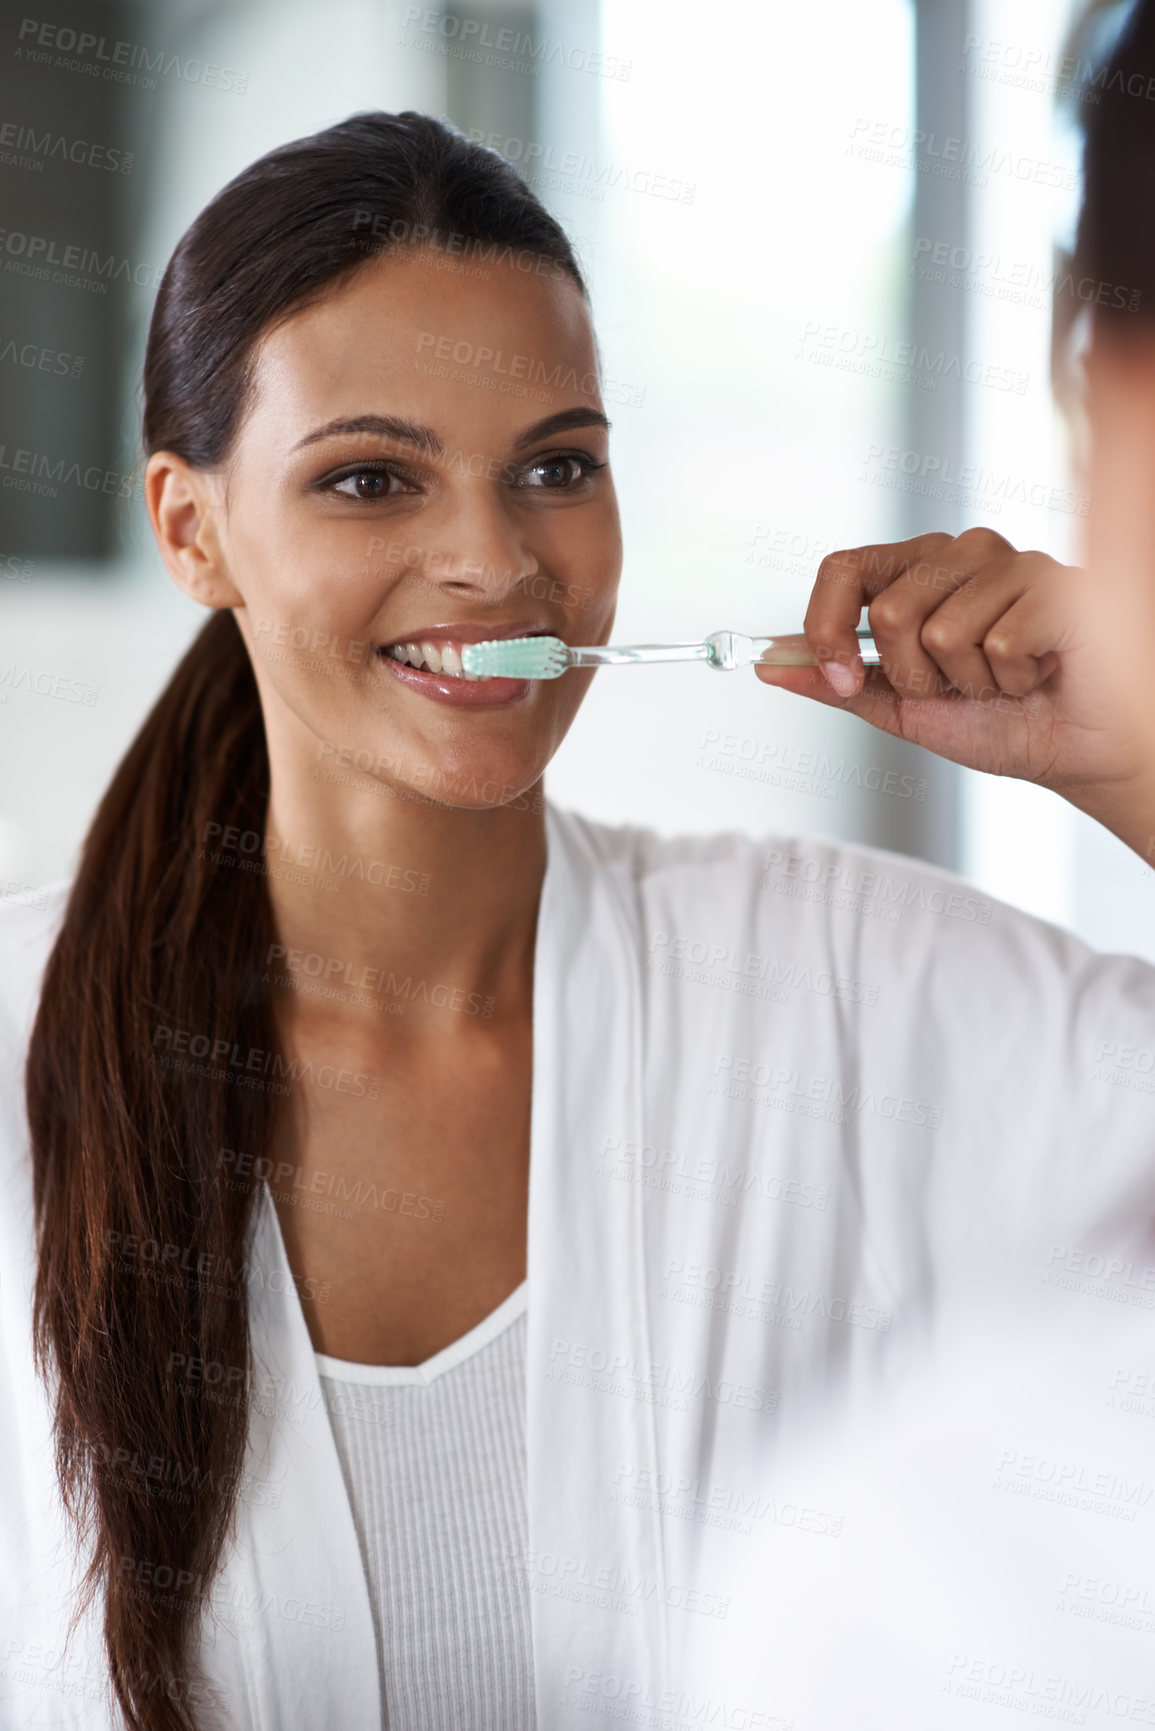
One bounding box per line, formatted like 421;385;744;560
461;627;882;680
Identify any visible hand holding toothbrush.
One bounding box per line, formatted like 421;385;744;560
753;526;1155;866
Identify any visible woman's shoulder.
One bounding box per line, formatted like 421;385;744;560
553;800;1030;918
552;799;964;889
548;801;1155;986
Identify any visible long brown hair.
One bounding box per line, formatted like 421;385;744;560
25;111;584;1731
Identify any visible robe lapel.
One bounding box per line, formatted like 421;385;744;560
196;1190;382;1730
527;807;670;1724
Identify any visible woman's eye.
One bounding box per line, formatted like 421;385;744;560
329;467;415;501
519;453;600;490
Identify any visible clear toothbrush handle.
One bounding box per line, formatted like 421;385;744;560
747;626;882;670
567;641;714;668
561;628;882;672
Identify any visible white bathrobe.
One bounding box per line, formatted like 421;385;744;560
2;802;1155;1729
677;1284;1155;1729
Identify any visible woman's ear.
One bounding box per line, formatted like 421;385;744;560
144;450;245;609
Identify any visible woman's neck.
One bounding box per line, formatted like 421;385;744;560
260;769;547;1042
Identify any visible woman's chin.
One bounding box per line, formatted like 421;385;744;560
381;755;544;814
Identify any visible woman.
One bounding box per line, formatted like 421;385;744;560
2;111;1155;1731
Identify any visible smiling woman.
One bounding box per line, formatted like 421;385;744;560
15;111;618;1731
5;104;1155;1731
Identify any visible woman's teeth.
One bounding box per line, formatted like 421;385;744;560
388;642;479;681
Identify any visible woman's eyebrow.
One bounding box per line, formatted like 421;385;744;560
290;414;444;456
512;408;611;450
290;406;611;458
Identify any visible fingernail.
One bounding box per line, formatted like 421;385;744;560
824;660;859;697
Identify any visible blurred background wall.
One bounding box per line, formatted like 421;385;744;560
2;0;1151;957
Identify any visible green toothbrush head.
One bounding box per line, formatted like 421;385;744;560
461;636;570;680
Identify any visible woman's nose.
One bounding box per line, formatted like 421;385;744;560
415;490;539;603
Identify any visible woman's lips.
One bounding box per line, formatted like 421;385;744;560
374;623;550;709
375;647;532;708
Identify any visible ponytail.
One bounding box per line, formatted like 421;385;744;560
28;611;276;1730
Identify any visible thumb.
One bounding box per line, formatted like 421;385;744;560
753;662;907;736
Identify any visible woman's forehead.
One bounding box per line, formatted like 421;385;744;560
262;250;591;375
242;250;599;445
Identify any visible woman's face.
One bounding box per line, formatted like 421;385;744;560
205;245;621;810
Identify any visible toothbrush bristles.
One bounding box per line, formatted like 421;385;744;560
461;636;569;680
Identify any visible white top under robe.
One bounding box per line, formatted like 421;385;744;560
316;1283;533;1731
